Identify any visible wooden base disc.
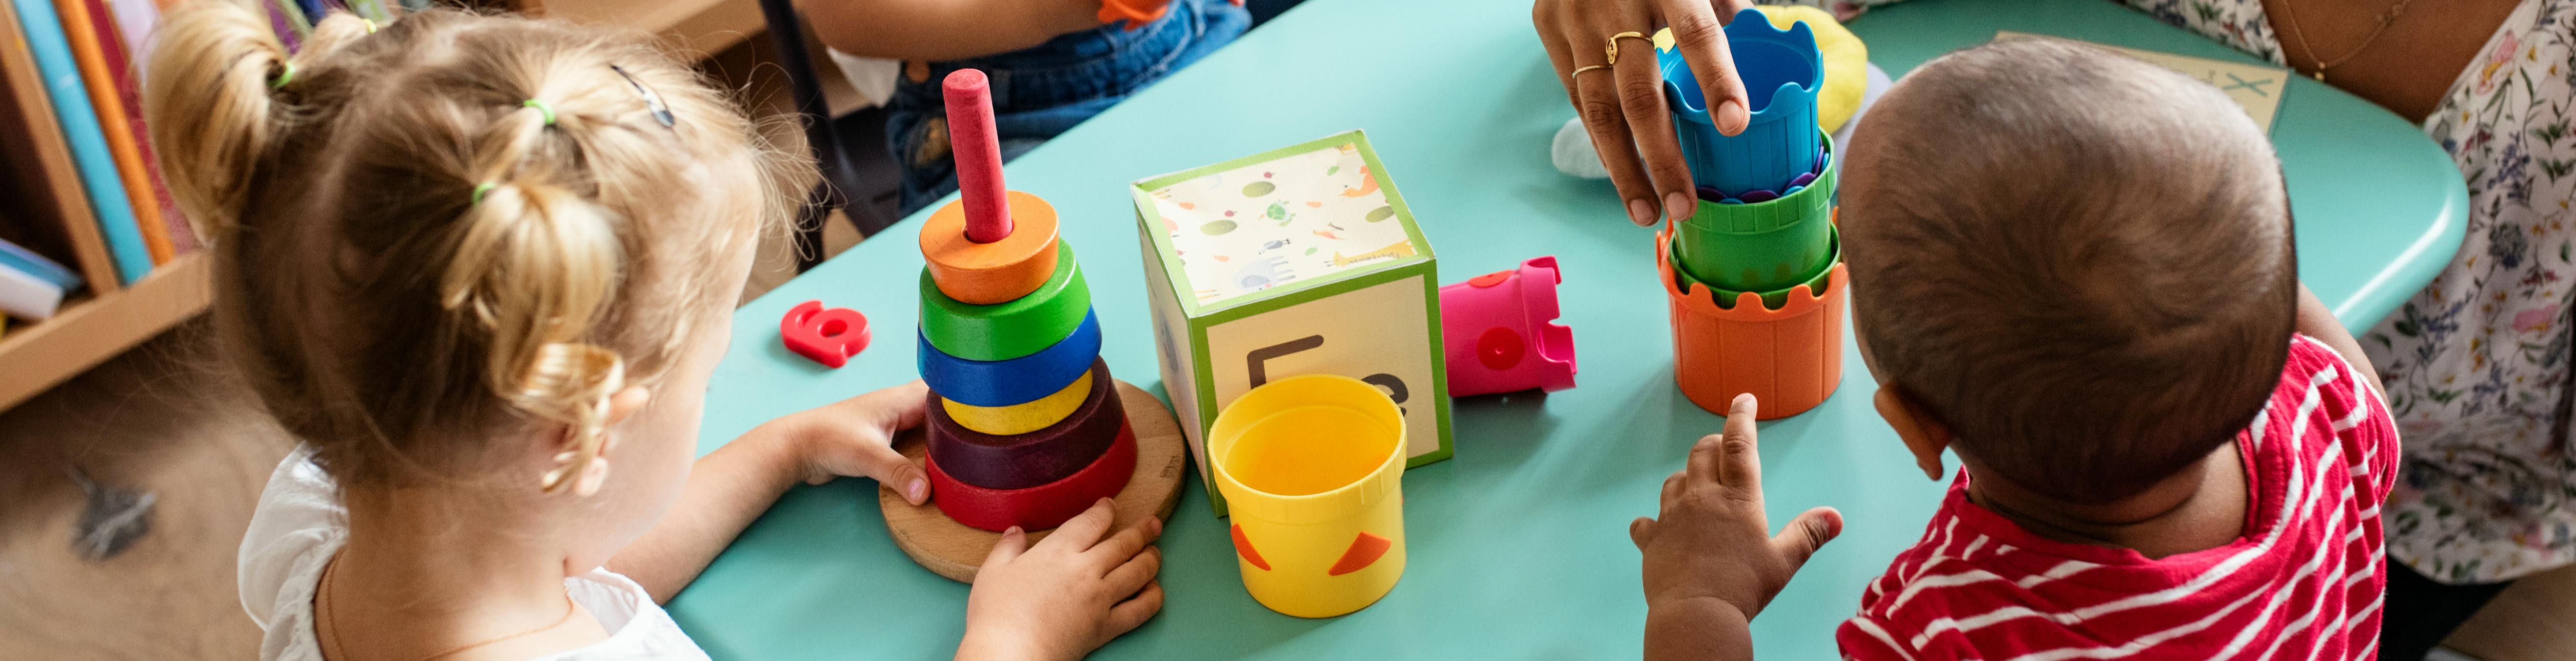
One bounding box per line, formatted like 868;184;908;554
882;379;1189;583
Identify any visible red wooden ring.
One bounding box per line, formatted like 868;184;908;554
926;359;1124;489
928;422;1135;532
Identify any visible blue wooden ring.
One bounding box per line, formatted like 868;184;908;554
918;311;1101;407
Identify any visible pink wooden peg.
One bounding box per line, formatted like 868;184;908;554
943;69;1012;244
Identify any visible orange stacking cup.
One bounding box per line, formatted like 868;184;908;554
1656;224;1845;420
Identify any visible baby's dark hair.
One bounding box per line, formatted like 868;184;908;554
1841;39;2296;504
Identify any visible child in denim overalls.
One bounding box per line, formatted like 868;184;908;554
804;0;1251;213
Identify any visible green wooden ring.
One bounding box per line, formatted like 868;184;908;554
919;242;1091;361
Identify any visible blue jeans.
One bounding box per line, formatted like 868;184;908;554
887;0;1250;214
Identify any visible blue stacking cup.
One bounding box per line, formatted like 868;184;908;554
1660;8;1821;196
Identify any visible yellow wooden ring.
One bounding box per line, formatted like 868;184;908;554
941;370;1094;435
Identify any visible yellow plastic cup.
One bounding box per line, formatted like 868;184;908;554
1209;374;1408;618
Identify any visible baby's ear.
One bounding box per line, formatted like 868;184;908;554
1873;388;1952;481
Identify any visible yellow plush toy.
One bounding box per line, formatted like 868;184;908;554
1652;5;1868;133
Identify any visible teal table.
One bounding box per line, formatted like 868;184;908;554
670;0;2467;657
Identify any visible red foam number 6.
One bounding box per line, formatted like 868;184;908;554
781;300;871;368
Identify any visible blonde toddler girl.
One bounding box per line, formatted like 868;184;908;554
145;5;1162;660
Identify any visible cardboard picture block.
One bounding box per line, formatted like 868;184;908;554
1130;130;1453;516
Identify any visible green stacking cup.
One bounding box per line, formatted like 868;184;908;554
1671;129;1837;293
1671;222;1839;311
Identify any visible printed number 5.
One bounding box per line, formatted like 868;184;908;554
1248;335;1407;414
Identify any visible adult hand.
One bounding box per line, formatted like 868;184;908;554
1535;0;1756;226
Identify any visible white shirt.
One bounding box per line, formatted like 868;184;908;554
239;447;711;661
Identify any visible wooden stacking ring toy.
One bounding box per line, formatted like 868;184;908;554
918;242;1091;361
920;191;1062;304
917;311;1101;407
941;370;1094;436
927;421;1138;532
928;359;1128;489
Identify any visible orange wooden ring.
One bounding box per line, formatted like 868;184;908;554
920;190;1062;305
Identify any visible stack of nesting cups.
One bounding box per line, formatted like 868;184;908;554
1654;9;1847;419
916;69;1132;531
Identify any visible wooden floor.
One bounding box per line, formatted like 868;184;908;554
0;326;283;659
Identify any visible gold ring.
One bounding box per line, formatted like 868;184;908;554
1605;31;1651;65
1571;64;1611;76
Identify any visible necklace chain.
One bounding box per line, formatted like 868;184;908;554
2277;0;2416;81
318;554;582;661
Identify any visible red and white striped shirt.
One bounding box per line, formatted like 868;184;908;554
1838;335;2399;661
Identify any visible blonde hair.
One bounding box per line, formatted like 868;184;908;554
145;3;815;487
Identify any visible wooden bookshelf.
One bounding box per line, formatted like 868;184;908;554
0;0;213;412
0;254;209;410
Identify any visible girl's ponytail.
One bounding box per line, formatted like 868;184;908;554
443;98;628;493
144;2;291;239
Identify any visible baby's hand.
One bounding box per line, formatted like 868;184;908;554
958;499;1164;661
774;380;932;503
1632;394;1842;658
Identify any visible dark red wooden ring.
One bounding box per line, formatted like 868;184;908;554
926;359;1124;489
928;422;1135;532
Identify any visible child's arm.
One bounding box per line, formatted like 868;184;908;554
796;0;1105;62
609;382;935;603
1632;394;1844;661
607;381;1166;661
2294;282;2386;396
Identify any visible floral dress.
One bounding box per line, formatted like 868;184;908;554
2121;0;2576;585
1794;0;2576;583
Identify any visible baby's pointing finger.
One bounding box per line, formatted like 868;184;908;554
1710;393;1762;491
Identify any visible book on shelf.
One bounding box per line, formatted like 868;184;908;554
0;260;67;321
55;0;176;264
89;0;197;254
0;236;83;292
6;0;152;285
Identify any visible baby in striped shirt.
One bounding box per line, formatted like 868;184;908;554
1629;39;2400;660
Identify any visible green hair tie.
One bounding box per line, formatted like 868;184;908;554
268;61;296;89
472;182;497;205
522;98;557;126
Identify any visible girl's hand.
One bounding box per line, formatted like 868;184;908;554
958;499;1165;661
776;380;934;504
1632;394;1842;659
1534;0;1757;226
